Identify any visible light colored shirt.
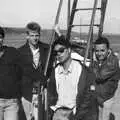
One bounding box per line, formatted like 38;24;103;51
55;60;82;109
30;46;40;68
71;52;90;66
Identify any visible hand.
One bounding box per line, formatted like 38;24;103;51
33;75;48;88
53;24;61;36
33;81;40;88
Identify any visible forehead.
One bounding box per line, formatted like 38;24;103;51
27;30;40;35
54;44;66;50
95;44;107;50
0;34;3;37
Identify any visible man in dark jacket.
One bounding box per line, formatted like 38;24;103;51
0;26;22;120
48;36;98;120
90;37;120;120
18;22;49;120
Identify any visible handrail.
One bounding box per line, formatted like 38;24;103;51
39;1;63;120
83;0;98;65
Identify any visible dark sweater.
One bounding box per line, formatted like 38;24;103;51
0;46;22;99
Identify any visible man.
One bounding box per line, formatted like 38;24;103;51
18;22;49;120
48;36;98;120
90;37;120;120
0;26;22;120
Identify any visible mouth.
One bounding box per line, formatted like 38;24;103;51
57;56;63;61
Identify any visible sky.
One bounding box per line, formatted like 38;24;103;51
0;0;120;34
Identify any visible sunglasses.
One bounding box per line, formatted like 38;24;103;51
53;47;66;55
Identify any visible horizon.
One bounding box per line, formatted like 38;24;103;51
4;27;120;36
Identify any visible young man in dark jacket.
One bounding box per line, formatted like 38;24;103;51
18;22;49;120
0;26;22;120
48;36;98;120
90;37;120;120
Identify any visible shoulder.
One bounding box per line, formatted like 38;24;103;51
4;46;21;60
18;43;28;51
72;59;90;72
107;51;119;66
38;41;49;49
5;46;18;53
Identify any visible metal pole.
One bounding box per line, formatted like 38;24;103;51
67;0;71;28
83;0;98;65
98;0;108;37
39;1;63;120
66;0;78;41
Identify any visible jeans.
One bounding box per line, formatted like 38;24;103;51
52;108;73;120
22;96;38;120
0;98;19;120
99;97;114;120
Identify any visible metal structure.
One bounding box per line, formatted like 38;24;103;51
37;1;63;120
66;0;108;64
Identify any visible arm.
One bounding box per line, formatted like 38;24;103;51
95;56;120;105
95;71;119;105
54;24;62;37
75;68;96;120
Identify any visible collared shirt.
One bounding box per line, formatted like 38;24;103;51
55;60;82;109
30;46;40;68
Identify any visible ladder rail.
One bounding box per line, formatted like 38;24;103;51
38;1;63;120
83;0;98;65
66;0;78;41
98;0;108;37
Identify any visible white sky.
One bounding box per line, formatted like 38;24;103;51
0;0;120;34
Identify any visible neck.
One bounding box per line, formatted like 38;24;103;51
0;45;4;51
62;57;72;71
29;43;39;50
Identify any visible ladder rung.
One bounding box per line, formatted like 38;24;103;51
74;7;101;11
71;24;100;27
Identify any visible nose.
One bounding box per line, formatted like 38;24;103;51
33;35;37;39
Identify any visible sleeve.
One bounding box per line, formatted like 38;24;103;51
95;56;120;105
47;69;58;106
95;71;119;105
75;69;96;120
95;55;119;83
14;49;23;98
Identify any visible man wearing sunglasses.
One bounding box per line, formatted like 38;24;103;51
48;36;98;120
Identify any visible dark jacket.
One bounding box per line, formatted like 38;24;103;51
18;41;49;101
90;51;120;106
0;46;22;99
48;59;98;120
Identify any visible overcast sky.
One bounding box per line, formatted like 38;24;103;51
0;0;120;34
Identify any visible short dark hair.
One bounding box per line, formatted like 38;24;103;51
0;27;5;38
26;22;41;34
94;36;110;48
53;35;71;48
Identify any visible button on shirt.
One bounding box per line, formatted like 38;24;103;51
55;60;82;109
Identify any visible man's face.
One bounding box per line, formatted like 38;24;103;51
95;44;109;61
54;44;71;63
27;31;40;46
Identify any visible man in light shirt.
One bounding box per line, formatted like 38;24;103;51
48;36;98;120
18;22;49;120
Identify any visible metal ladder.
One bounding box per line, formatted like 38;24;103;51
66;0;108;64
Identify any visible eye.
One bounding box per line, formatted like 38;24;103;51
101;49;105;52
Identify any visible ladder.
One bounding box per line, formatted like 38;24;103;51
66;0;108;64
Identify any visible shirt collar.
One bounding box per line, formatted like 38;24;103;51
57;60;73;74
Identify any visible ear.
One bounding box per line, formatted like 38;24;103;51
26;35;29;40
68;48;71;53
